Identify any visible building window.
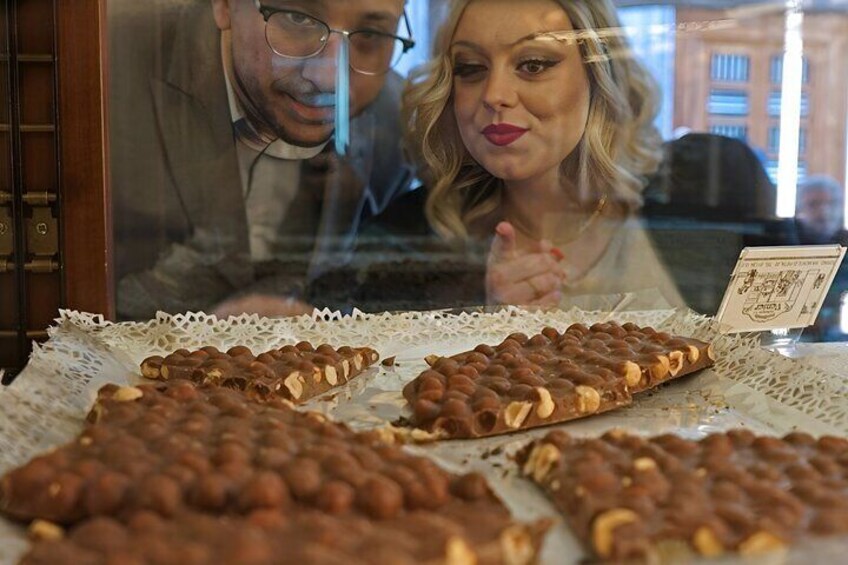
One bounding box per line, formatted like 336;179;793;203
770;55;810;84
768;126;780;153
708;90;749;116
765;160;807;184
768;91;810;117
710;124;748;141
711;53;750;82
767;127;808;155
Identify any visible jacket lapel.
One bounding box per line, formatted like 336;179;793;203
149;4;251;288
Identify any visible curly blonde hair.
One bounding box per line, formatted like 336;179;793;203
403;0;663;241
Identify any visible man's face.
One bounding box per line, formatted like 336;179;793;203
213;0;405;147
798;188;842;238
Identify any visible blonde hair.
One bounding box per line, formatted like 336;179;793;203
403;0;663;241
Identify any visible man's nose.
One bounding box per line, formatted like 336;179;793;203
301;33;344;92
482;67;518;111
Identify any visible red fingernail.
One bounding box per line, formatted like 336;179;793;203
550;247;565;261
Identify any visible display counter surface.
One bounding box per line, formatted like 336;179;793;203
1;307;847;563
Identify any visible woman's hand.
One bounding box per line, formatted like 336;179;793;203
486;222;566;307
212;294;314;319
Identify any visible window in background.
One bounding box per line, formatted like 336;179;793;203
768;126;808;155
711;53;750;83
768;90;810;118
708;90;750;116
770;54;811;85
710;124;749;141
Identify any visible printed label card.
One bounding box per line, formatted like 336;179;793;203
716;245;846;333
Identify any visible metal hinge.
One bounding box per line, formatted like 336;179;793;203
25;194;60;274
0;195;12;270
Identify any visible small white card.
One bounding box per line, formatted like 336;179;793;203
715;245;846;334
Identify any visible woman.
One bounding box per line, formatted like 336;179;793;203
402;0;683;309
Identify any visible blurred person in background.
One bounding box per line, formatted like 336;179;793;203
110;0;415;319
399;0;684;309
795;175;848;246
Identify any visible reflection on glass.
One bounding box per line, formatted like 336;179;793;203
105;0;848;336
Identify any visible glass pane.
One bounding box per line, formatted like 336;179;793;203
104;0;848;344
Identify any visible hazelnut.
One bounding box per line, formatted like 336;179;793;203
706;344;716;362
324;365;338;386
500;526;535;565
504;401;533;429
633;458;657;472
693;526;723;557
648;355;670;381
140;357;163;380
445;537;476;565
738;531;785;556
283;372;305;400
592;508;639;558
341;359;351;380
576;386;601;414
28;520;64;541
353;353;364;371
534;387;555;419
620;361;642;387
425;355;440;367
685;345;700;363
522;443;561;483
668;351;684;376
111;386;144;402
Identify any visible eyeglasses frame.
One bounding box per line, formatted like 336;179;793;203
253;1;416;76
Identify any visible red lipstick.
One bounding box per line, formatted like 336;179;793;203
482;123;528;147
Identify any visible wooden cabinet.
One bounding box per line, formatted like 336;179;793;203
1;0;111;380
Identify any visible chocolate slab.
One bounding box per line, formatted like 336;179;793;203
1;381;548;565
517;429;848;562
22;504;548;565
402;322;714;439
140;341;380;403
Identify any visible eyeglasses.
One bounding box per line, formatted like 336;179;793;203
254;2;416;76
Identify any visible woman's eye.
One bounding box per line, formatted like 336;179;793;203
453;63;486;78
518;59;557;75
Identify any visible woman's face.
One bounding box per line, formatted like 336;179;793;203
450;0;591;184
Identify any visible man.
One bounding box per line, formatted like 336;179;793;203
795;176;848;246
110;0;414;319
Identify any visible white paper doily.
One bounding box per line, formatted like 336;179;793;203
1;306;847;565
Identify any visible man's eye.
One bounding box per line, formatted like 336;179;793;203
453;63;486;78
518;59;557;75
283;11;320;27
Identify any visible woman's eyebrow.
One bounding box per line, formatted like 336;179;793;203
451;34;565;53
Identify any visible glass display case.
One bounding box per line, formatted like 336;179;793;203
4;3;848;564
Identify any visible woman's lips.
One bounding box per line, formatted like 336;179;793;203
482;123;529;147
